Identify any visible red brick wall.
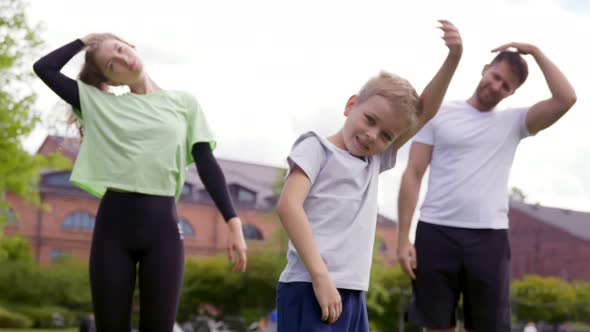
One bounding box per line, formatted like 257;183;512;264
5;193;40;238
509;208;590;281
4;136;401;266
376;224;399;265
6;192;400;266
9;188;590;281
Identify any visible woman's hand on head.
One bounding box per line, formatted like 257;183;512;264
81;33;134;49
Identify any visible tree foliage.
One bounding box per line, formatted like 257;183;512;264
512;275;576;324
0;0;70;228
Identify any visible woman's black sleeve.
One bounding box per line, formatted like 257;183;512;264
33;39;85;110
192;142;238;222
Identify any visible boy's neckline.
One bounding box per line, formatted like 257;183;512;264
323;133;367;162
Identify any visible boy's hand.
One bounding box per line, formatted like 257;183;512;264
311;273;342;324
491;42;539;56
438;19;462;57
227;217;248;272
397;240;417;280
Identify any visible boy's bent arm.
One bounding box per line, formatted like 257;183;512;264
277;166;328;278
397;142;432;279
393;20;462;150
277;165;342;323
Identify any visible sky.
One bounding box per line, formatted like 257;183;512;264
23;0;590;224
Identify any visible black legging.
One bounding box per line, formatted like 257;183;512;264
90;190;184;332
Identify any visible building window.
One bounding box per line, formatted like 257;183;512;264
242;224;264;240
181;184;192;196
265;196;278;208
3;208;17;225
62;211;95;231
237;189;256;203
229;184;257;205
45;172;73;187
50;249;70;262
179;219;195;237
196;189;213;203
379;241;387;253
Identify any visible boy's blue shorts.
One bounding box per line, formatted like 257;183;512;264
276;282;369;332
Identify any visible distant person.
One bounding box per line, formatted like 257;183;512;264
523;321;538;332
78;313;95;332
559;323;573;332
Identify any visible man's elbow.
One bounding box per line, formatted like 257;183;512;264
558;90;577;111
564;93;577;110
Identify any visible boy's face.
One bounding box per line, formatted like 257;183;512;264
342;95;410;157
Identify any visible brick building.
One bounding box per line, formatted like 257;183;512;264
4;136;398;265
509;199;590;281
5;136;589;281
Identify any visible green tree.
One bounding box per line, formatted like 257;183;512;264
179;252;284;320
179;255;245;319
366;250;414;332
510;186;527;202
0;234;33;263
0;0;70;229
573;282;590;323
39;257;91;308
512;275;576;325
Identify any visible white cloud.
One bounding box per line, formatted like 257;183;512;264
24;0;590;217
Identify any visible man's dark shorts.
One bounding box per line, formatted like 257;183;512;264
407;221;511;331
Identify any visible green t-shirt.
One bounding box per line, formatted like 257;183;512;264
71;80;216;200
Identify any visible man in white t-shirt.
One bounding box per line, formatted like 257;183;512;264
397;42;577;332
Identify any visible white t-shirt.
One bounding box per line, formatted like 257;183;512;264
413;100;531;229
278;131;396;291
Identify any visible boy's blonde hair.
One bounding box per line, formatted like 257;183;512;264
356;71;421;127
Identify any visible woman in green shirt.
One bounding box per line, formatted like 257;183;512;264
34;33;247;332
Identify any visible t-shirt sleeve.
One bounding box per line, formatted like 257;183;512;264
76;80;113;123
412;116;436;145
185;94;216;164
379;144;397;173
515;107;532;139
286;135;326;185
75;80;98;121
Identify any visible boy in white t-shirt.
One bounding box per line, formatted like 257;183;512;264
275;20;463;331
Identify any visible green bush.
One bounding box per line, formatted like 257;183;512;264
0;258;91;310
0;306;33;328
512;275;575;324
14;305;75;328
573;282;590;323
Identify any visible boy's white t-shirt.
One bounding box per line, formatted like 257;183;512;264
278;131;396;291
413;100;531;229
